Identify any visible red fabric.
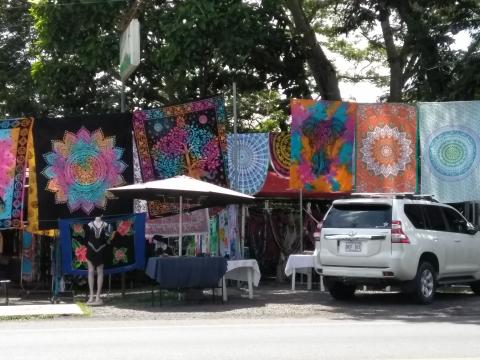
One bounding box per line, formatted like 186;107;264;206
256;171;350;199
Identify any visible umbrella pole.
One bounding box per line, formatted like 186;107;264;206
179;196;183;256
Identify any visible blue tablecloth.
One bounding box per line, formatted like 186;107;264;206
145;257;227;289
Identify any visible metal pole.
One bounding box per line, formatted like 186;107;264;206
232;82;239;191
299;188;303;253
241;204;246;258
121;80;126;113
179;196;183;256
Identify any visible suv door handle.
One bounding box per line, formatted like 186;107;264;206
454;240;461;243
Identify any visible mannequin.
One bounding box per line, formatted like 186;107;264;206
86;216;110;305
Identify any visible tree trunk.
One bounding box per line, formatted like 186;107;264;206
284;0;341;100
379;6;403;102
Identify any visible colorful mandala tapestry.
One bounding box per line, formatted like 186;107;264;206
32;113;133;229
227;133;269;195
0;117;32;229
419;101;480;202
269;132;290;178
133;96;227;218
356;104;417;193
290;100;355;192
59;213;145;275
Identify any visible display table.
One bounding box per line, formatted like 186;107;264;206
145;256;227;304
284;254;323;291
223;259;261;301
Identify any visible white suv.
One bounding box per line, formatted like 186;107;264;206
317;194;480;304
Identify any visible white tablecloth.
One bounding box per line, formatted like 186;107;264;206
222;259;261;301
284;254;323;291
226;259;261;286
284;254;316;277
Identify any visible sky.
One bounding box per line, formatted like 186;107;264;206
338;31;473;103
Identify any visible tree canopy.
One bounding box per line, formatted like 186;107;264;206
0;0;478;128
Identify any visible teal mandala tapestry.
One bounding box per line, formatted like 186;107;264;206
32;113;134;229
419;101;480;203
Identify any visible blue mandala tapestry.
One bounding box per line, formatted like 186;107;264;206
227;133;269;195
419;101;480;203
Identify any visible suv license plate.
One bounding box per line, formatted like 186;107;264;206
345;241;362;252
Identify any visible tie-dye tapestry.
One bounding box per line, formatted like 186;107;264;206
133;96;228;217
419;101;480;203
32;113;134;229
355;104;417;193
290;100;356;192
227;133;269;195
269;132;291;178
21;232;36;283
59;213;146;275
0;117;32;229
209;216;218;255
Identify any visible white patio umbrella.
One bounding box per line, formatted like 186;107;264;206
108;175;255;255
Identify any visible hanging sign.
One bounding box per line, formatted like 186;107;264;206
119;18;140;81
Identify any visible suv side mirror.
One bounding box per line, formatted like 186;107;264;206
466;222;478;235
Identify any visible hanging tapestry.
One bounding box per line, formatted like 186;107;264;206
355;104;417;193
269;132;291;178
0;117;32;229
32;113;134;229
209;216;218;256
133;96;228;217
195;233;209;255
290;100;356;192
59;213;146;275
227;133;269;195
419;101;480;203
21;232;36;283
218;209;228;257
144;208;209;237
27;127;57;236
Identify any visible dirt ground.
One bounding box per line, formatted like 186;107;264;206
5;279;480;322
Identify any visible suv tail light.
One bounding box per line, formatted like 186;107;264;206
391;220;410;244
313;220;324;240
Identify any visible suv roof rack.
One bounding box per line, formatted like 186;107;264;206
349;192;439;202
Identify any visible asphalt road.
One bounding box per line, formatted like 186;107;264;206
1;317;480;360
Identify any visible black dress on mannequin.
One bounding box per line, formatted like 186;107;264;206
86;221;110;267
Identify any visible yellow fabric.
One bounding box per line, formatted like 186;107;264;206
26;126;57;236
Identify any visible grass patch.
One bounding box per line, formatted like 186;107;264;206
76;301;92;316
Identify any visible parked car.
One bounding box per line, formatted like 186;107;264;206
316;193;480;304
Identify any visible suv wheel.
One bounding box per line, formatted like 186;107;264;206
325;278;356;300
412;262;436;304
471;281;480;295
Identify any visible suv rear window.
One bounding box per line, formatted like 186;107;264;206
323;204;392;229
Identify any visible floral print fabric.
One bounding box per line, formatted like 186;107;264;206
59;213;146;275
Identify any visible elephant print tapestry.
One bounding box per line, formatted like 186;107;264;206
32;113;134;229
0;117;32;229
419;101;480;203
355;104;417;193
290;100;356;192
